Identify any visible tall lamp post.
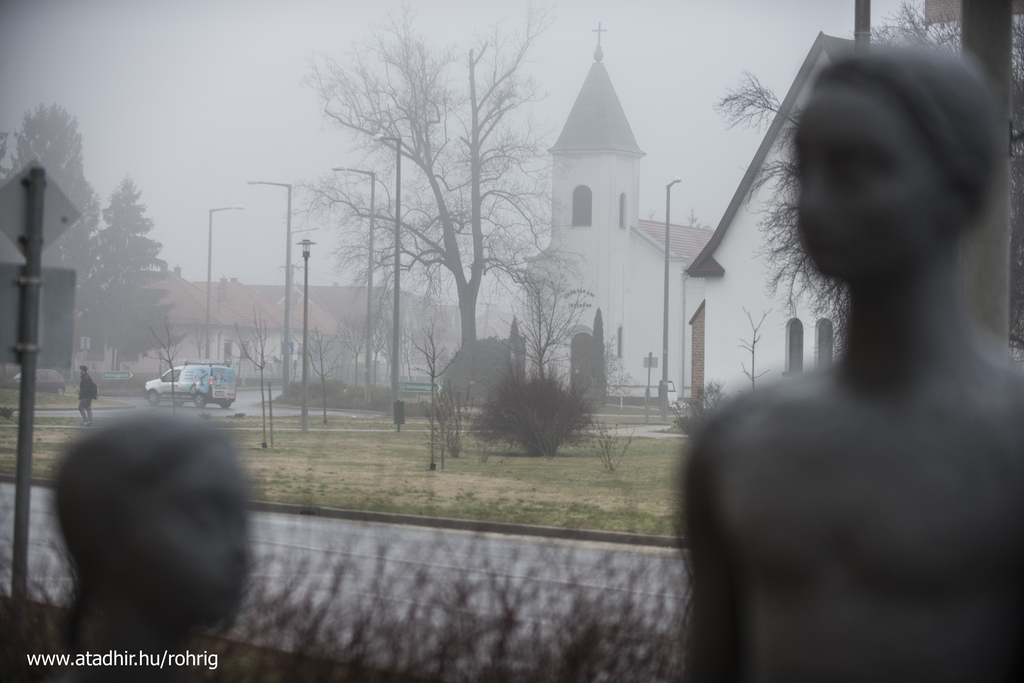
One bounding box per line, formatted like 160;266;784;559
333;167;376;410
662;178;682;422
247;180;294;388
207;206;244;359
299;238;315;432
373;133;402;421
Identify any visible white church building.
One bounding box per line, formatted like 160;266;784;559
538;43;713;400
688;33;851;398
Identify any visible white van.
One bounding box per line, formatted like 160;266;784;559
146;360;236;408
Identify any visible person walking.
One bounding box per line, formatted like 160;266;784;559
78;365;97;427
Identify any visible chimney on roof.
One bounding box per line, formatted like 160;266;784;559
173;265;182;278
230;277;238;283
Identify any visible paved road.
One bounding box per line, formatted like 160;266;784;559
0;483;687;668
28;388;379;421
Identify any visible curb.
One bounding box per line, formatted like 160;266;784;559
0;474;684;550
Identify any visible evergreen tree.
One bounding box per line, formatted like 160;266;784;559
1;104;101;274
590;308;606;407
508;316;526;376
82;176;169;367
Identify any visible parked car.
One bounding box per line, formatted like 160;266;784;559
13;369;67;395
145;360;236;408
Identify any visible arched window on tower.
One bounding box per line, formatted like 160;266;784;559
572;185;592;227
619;193;626;228
816;318;834;369
786;319;804;373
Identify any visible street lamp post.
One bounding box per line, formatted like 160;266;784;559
662;178;682;422
247;181;293;388
206;206;244;359
373;133;402;422
299;238;315;432
333;167;376;410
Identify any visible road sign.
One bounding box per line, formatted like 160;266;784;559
643;355;658;368
398;381;441;393
0;263;75;366
101;371;132;380
0;160;80;255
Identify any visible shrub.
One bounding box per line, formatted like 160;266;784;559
674;380;726;436
278;380;392;412
436;381;466;459
593;423;633;472
473;367;593;458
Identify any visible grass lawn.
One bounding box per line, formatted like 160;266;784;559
0;389;126;410
0;415;687;535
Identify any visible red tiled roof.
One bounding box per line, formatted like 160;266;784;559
635;219;714;263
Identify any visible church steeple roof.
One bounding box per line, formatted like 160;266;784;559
550;52;644;156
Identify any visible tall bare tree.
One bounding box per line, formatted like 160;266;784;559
304;7;553;348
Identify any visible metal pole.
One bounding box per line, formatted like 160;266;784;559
661;180;680;421
284;185;293;388
961;0;1012;340
206;209;213;359
12;167;45;608
855;0;871;52
367;175;375;409
393;138;402;421
302;249;310;432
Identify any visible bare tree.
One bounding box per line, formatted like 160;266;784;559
739;308;771;391
336;313;366;386
309;325;340;426
184;318;210;360
236;307;271;448
515;270;589;380
148;320;184;416
414;318;459;469
304;7;553;348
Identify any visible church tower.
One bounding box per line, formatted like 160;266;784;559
548;37;644;359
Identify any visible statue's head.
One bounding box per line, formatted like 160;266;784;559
57;415;249;634
796;48;1000;286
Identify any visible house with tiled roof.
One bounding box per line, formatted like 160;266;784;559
124;265;341;383
687;33;850;397
533;42;712;399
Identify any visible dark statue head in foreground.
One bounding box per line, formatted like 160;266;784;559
685;49;1024;681
56;415;248;682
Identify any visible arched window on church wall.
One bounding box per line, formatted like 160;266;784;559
816;318;834;369
619;193;626;228
572;185;592;227
786;319;804;373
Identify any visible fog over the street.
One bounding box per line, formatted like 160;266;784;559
1;0;906;295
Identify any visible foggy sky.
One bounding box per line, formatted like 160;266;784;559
0;0;907;298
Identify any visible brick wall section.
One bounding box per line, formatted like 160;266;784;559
690;301;705;398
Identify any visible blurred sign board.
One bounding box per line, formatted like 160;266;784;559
643;356;658;368
398;382;441;393
102;371;132;380
0;160;80;255
0;263;75;366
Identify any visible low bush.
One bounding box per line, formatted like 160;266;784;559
674;380;726;436
473;367;592;458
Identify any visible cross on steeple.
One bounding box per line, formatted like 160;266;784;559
592;22;606;62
